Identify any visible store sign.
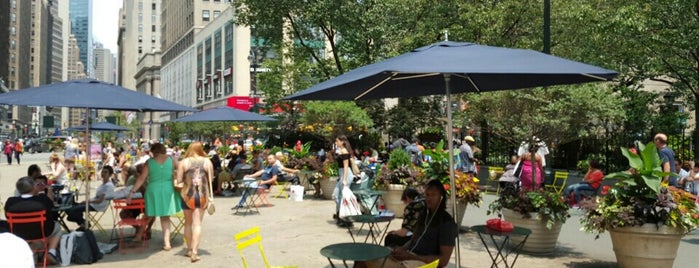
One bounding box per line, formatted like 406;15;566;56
227;96;257;111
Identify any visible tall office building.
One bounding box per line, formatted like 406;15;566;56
47;0;64;84
118;0;162;91
69;0;92;77
160;0;231;108
66;34;86;128
2;0;32;135
94;43;115;83
30;0;49;87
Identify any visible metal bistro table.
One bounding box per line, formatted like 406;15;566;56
231;178;261;216
320;242;391;268
470;225;532;268
346;214;394;244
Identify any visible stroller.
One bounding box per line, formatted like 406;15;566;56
349;161;380;215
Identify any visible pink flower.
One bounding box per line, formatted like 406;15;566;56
601;185;611;195
629;148;637;154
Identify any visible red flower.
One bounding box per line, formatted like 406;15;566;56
629;148;637;154
601;185;611;195
443;184;450;191
693;214;699;219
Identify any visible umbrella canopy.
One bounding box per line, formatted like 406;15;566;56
283;41;618;266
65;122;130;132
0;79;195;112
172;106;276;122
285;41;617;100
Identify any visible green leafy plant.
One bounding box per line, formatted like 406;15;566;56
374;149;421;189
488;187;571;229
386;149;411;170
580;141;699;238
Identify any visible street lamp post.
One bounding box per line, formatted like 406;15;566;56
248;48;263;113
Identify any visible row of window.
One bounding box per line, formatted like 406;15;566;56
138;24;158;33
202;10;221;22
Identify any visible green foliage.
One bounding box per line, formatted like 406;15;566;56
581;142;699;237
421;140;450;181
387;97;445;139
298;101;374;141
463;85;625;145
284;141;313;159
488;188;571;229
386;149;411;170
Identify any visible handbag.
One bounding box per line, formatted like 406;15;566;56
486;218;514;232
338;187;362;217
513;160;523;178
207;199;216;215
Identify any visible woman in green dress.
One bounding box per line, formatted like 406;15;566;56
128;142;182;250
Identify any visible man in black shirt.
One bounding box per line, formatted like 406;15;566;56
4;176;62;264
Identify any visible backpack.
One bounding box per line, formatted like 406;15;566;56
15;142;22;153
60;230;103;265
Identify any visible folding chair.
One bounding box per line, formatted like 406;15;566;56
273;176;292;199
113;199;149;253
234;226;297;268
7;210;50;268
87;202;110;236
171;211;185;242
418;259;439;268
486;166;504;195
254;186;271;207
545;171;569;195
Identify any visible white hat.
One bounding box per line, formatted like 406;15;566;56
464;136;475;142
208;150;217;156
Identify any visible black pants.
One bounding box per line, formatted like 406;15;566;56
384;233;412;247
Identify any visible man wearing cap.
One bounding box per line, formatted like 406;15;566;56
459;136;478;174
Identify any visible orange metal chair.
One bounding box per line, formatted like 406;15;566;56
112;198;149;253
7;210;50;268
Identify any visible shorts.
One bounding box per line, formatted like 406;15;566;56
49;221;62;237
181;191;206;210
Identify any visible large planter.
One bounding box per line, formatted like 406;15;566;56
446;198;468;227
320;176;338;200
502;208;563;254
608;224;684;268
384;184;406;218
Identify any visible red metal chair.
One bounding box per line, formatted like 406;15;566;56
6;210;50;268
112;198;149;253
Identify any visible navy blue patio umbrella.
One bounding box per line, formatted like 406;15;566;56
172;106;276;122
285;41;618;266
66;122;130;132
0;78;195;223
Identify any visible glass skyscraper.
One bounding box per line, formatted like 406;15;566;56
69;0;92;77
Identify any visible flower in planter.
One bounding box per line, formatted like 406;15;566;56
440;171;482;207
580;141;699;238
488;187;570;229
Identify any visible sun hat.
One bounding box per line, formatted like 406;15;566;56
464;136;475;142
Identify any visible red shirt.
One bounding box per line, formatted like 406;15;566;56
586;170;604;189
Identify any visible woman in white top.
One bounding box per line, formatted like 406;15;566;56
47;153;68;185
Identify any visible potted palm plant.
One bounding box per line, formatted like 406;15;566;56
580;141;699;268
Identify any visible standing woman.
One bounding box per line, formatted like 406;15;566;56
175;142;214;262
4;139;14;165
14;139;23;165
519;150;543;190
127;143;182;251
47;153;68;185
333;135;354;227
64;138;80;176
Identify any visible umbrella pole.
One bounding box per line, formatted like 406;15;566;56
84;109;91;229
444;74;461;267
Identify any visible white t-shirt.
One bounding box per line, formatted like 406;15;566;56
90;181;115;211
0;232;34;268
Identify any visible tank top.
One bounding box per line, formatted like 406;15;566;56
181;157;209;209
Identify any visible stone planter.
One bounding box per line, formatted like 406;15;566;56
384;184;406;218
502;208;563;254
320;176;338;200
608;224;684;268
446;198;468;227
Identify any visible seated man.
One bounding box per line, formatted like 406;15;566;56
360;179;457;268
234;155;280;208
67;166;115;229
4;176;62;265
384;187;426;247
564;160;604;206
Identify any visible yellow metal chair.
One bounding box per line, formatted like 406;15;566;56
486;166;504;195
273;179;291;199
234;226;297;268
418;259;440;268
545;171;569;195
87;203;110;235
171;211;186;242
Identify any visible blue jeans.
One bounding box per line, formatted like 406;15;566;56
565;183;596;204
237;181;268;206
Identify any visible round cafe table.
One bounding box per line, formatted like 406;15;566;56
320;242;391;268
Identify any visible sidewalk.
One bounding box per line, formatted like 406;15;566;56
2;159;696;267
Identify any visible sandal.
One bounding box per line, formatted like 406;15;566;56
162;245;172;251
185;249;192;257
190;253;200;263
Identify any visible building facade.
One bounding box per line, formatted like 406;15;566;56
93;44;115;84
69;0;92;77
135;52;161;141
4;0;32;136
117;0;161;90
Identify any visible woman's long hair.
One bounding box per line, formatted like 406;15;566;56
184;142;207;158
336;135;354;158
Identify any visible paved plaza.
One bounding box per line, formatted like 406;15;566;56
1;154;697;267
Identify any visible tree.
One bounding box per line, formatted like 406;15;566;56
298;101;374;142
